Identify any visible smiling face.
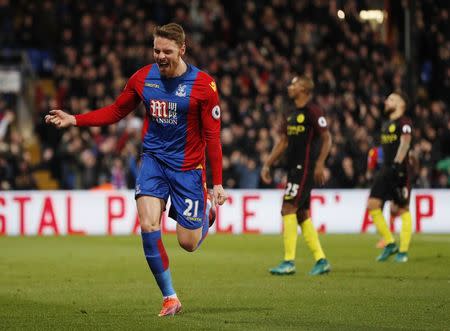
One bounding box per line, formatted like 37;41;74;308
153;36;185;78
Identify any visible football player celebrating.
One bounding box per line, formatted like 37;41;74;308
46;23;227;316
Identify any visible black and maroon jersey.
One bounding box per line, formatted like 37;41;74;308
282;103;328;168
380;115;413;166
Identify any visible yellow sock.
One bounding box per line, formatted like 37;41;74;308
399;211;412;252
300;218;325;261
283;214;298;261
369;209;395;244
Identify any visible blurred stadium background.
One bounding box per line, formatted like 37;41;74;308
0;0;449;190
1;0;449;330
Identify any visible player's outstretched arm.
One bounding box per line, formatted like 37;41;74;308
45;109;76;129
67;68;145;127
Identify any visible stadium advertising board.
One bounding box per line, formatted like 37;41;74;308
0;190;448;235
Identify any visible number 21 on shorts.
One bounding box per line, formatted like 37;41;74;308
183;198;199;217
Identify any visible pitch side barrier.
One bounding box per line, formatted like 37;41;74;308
0;189;448;235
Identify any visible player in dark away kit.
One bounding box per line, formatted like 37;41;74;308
367;92;413;263
261;75;332;275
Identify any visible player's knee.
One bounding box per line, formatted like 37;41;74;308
390;203;399;217
296;209;309;223
281;204;296;216
140;219;160;232
178;240;197;252
367;198;382;211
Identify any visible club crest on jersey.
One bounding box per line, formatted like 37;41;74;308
175;84;187;97
150;100;178;125
297;114;305;123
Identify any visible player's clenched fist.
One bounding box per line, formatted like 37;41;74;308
44;109;76;129
213;185;228;206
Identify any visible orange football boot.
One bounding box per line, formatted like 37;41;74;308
158;297;182;317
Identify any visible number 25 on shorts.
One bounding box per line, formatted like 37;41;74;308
285;183;299;198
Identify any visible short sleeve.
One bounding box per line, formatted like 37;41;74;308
399;117;413;135
308;104;328;133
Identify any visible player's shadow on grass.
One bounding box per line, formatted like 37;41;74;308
332;267;373;274
339;272;449;281
411;255;448;262
188;307;274;314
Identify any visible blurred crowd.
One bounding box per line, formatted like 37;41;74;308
0;0;449;190
0;95;30;190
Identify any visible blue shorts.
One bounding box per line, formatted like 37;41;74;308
135;153;207;230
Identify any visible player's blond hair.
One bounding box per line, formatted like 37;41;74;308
154;23;185;48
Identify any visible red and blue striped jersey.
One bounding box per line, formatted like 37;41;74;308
75;63;223;184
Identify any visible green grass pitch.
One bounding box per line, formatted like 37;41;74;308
1;234;449;330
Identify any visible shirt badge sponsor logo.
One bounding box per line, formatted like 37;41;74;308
318;116;327;127
287;125;305;135
212;105;221;120
381;133;397;144
296;114;305;123
145;83;160;88
135;184;141;195
150;100;178;125
175;84;187;97
389;124;396;133
209;81;217;92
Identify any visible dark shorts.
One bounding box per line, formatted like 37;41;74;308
369;166;411;207
135;153;207;230
283;164;314;211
